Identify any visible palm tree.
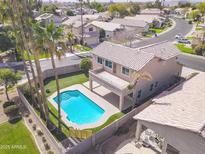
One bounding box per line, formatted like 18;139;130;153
66;32;74;53
11;0;45;118
41;21;65;131
79;0;84;45
128;71;152;109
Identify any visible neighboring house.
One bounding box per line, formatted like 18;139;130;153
134;72;205;154
140;8;162;16
89;41;182;111
111;18;149;35
88;21;125;41
35;13;62;26
125;15;165;28
163;0;188;7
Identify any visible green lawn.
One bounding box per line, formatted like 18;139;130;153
0;120;40;154
73;44;92;52
44;72;88;97
176;43;193;54
195;27;203;31
23;51;50;60
149;28;165;34
86;112;124;133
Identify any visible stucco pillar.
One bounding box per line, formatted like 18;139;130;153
135;120;142;141
89;78;93;91
119;94;124;111
161;139;167;154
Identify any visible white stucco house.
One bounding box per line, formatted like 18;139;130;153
134;72;205;154
89;41;182;111
140;8;162;16
35;13;62;26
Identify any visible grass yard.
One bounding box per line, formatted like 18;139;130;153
86;112;125;133
23;51;51;60
44;72;88;97
149;28;165;34
195;27;203;31
73;44;92;52
176;43;193;54
0;120;40;154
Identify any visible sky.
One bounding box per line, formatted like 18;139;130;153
43;0;204;2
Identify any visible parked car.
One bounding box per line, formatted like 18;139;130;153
175;33;183;39
178;38;191;44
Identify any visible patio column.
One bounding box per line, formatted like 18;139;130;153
135;120;142;141
119;94;124;111
89;78;93;91
161;139;167;154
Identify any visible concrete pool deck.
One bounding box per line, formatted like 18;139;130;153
48;83;120;130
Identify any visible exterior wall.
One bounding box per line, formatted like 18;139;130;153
84;36;99;46
139;120;205;154
92;54;182;103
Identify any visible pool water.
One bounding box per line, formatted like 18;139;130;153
53;90;105;125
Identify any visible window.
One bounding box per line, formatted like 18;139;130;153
97;57;103;64
128;92;133;98
137;90;142;98
122;67;129;76
105;60;112;69
89;27;93;32
155;82;158;88
150;84;154;91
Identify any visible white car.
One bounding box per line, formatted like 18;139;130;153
175;34;183;39
178;38;191;44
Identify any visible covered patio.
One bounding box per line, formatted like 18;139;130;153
89;68;133;111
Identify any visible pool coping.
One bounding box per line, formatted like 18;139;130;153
47;84;120;130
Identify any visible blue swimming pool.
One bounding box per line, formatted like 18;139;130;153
53;90;105;125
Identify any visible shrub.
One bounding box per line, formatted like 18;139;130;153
42;136;47;143
37;128;44;136
188;20;192;24
3;101;15;108
44;143;50;151
28;118;33;123
194;44;205;56
3;105;18;114
48;151;54;154
32;124;36;130
21;83;36;99
80;58;92;76
46;89;51;94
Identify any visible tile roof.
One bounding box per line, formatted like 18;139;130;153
134;72;205;137
89;21;124;31
111;18;148;28
92;41;154;71
125;15;161;23
138;41;180;60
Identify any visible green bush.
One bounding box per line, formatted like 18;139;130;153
194;44;205;56
48;151;54;154
28;118;33;123
32;124;36;130
42;136;47;143
3;101;15;108
80;58;92;76
4;105;18;114
21;83;36;99
37;128;44;136
44;143;50;151
46;89;51;94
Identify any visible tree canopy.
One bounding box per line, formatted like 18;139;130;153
197;2;205;15
90;2;105;13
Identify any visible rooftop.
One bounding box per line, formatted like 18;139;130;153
134;73;205;137
92;41;180;71
140;8;162;14
125;15;161;23
35;13;53;21
89;21;124;31
111;18;148;28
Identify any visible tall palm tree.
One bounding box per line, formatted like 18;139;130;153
11;0;45;118
79;0;84;45
66;32;74;53
34;21;65;131
128;71;152;109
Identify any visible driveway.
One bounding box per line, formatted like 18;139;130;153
131;17;193;48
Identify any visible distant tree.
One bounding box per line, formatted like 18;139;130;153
189;10;200;21
0;69;21;101
66;9;74;16
154;0;162;9
41;4;58;15
179;2;191;8
198;2;205;16
146;2;154;8
108;3;129;17
130;3;140;15
80;58;92;76
90;2;105;13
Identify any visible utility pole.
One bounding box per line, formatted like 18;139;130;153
79;0;84;45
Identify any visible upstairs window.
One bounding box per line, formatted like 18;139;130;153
97;57;103;64
150;84;154;91
105;60;113;69
122;67;129;76
137;90;142;98
89;27;93;32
